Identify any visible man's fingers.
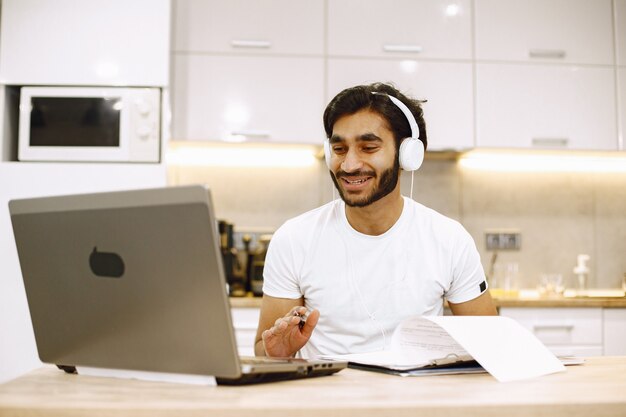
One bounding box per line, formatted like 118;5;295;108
300;309;319;336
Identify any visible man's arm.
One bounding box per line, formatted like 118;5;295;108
448;291;498;315
254;294;319;357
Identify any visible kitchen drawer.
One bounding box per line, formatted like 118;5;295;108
500;307;603;346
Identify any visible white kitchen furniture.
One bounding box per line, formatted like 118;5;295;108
603;308;626;355
499;307;603;356
0;162;167;383
231;307;261;356
327;0;472;60
475;64;618;150
172;0;624;151
617;67;626;150
618;0;626;66
171;54;325;143
232;301;626;357
0;0;170;86
474;0;614;65
327;59;474;150
173;0;324;56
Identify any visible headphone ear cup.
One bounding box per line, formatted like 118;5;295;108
324;139;331;169
398;137;424;171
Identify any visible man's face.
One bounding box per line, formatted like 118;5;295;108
328;109;400;208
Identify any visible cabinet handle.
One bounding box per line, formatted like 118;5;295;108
231;130;271;139
532;324;574;331
528;49;566;59
231;40;272;49
383;44;423;53
532;137;569;148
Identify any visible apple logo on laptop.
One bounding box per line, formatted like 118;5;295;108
89;247;125;278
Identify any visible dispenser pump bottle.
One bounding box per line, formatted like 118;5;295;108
573;254;590;291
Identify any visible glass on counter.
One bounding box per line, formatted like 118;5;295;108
537;273;565;297
489;262;520;298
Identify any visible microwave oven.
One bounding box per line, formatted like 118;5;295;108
18;86;161;162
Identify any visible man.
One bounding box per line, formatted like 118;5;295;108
254;83;497;359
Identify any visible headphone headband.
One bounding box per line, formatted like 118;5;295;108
371;92;419;140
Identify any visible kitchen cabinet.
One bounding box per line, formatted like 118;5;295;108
327;59;474;150
0;0;170;86
615;0;626;66
327;0;472;60
173;0;324;55
172;54;325;143
0;161;167;383
475;0;614;65
499;307;604;356
231;308;260;356
476;63;617;150
620;68;626;151
603;309;626;355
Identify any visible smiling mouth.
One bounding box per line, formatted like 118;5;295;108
342;178;370;185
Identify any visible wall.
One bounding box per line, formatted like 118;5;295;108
168;157;626;290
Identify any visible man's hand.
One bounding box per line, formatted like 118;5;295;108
261;306;319;358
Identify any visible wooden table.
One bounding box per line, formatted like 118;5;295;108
1;357;625;417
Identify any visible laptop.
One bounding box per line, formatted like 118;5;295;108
9;185;346;385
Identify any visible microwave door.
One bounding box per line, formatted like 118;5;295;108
18;95;130;162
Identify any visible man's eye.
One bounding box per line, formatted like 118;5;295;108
332;147;346;154
363;146;378;152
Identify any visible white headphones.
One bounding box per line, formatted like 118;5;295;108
324;92;425;171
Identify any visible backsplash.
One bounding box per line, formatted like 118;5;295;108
167;157;626;290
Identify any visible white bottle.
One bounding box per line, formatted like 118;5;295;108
573;254;590;291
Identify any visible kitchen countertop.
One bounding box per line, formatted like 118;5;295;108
229;294;626;309
1;357;625;417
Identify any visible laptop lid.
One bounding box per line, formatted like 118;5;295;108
9;185;243;378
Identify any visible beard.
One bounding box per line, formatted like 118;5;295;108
330;158;400;208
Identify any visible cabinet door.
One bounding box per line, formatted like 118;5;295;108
231;308;260;356
621;68;626;151
476;63;617;150
603;309;626;355
172;55;325;143
328;0;472;60
0;0;170;86
618;0;626;66
173;0;324;55
327;59;474;151
500;307;604;356
475;0;614;65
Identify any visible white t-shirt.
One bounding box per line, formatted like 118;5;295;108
262;197;487;358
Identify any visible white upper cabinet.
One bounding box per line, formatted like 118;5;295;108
476;64;617;150
617;0;626;66
475;0;614;65
0;0;170;86
327;0;472;60
173;0;324;55
327;59;474;150
617;68;626;151
172;55;325;143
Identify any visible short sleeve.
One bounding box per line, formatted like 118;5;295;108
262;223;303;299
444;228;488;304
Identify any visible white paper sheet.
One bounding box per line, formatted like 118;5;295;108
321;316;566;382
425;316;565;382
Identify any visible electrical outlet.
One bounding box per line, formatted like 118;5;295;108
485;230;521;251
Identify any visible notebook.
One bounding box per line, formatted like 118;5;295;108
9;185;346;385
